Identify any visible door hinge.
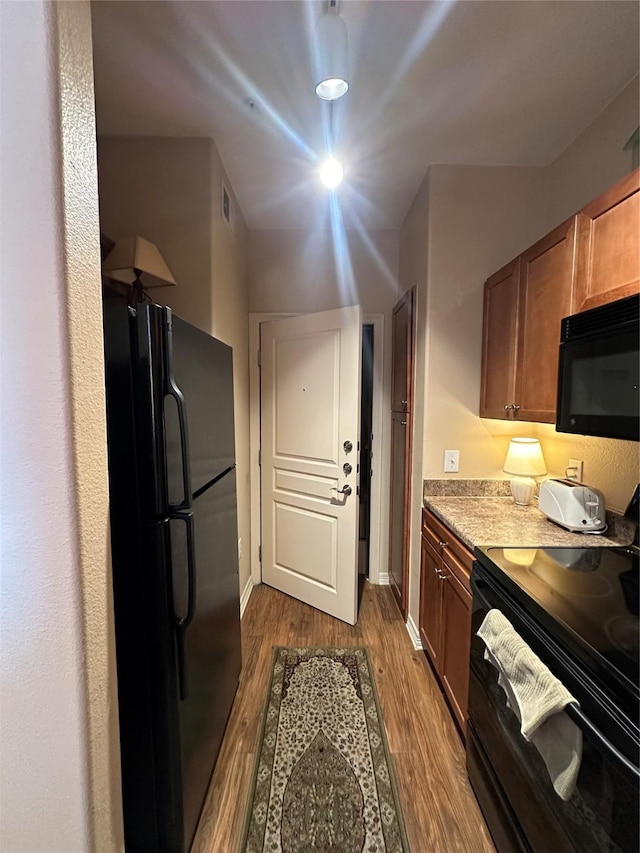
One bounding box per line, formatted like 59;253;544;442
258;545;262;562
258;449;262;466
258;349;262;366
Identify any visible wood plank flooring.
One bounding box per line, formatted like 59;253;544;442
192;582;496;853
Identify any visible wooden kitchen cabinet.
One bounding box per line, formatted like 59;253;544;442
573;168;640;313
419;508;473;736
479;168;640;424
516;218;578;422
480;219;577;423
479;258;521;419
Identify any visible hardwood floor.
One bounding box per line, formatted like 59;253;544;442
192;582;496;853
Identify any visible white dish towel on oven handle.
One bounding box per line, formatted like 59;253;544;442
477;608;583;801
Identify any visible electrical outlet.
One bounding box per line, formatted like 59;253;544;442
567;459;584;482
444;450;459;473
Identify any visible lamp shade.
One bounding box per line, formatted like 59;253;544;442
102;236;176;289
503;438;547;477
315;8;349;100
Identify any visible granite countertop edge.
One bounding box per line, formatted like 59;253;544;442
423;495;634;551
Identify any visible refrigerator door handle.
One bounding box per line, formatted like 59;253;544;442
163;308;192;512
172;509;196;701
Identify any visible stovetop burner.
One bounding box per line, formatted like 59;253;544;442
475;545;639;693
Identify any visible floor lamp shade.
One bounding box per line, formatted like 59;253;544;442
503;438;547;505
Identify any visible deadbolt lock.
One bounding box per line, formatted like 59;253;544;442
343;440;353;454
343;462;353;475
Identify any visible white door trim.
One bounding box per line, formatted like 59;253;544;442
249;312;385;587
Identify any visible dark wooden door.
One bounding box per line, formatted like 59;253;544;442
388;289;415;619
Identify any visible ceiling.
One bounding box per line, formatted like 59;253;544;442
91;1;639;231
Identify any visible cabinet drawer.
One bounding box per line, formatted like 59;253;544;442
423;508;473;580
442;546;472;593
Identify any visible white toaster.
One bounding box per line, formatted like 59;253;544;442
538;478;606;533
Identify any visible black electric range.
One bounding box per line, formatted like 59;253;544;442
468;545;639;853
475;544;639;717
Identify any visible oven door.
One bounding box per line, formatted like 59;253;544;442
467;564;639;853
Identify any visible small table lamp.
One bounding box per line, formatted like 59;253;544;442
102;235;176;305
503;437;547;505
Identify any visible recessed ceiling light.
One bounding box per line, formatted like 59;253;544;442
320;158;344;189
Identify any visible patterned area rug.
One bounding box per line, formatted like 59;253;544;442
241;646;409;853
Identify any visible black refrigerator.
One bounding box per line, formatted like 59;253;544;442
103;293;242;852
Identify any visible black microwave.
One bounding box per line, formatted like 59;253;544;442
556;293;639;442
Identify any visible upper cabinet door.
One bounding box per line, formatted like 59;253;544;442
479;258;520;419
391;289;415;413
515;218;578;423
573;168;640;313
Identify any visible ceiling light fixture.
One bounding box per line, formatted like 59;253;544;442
320;157;344;189
315;2;349;101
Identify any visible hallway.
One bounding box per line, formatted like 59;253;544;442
192;582;495;852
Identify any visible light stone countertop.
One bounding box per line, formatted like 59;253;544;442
423;496;634;552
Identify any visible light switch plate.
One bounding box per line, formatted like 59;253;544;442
444;450;459;473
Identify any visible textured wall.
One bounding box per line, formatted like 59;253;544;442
0;2;122;850
55;3;124;848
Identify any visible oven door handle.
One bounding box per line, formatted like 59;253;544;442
565;703;640;780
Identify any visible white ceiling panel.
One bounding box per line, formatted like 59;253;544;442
91;0;640;229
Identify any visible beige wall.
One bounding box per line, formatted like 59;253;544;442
98;135;252;597
401;80;639;624
249;228;400;315
0;2;122;850
98;137;213;323
544;76;639;225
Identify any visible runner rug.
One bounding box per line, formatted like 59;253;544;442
241;646;409;853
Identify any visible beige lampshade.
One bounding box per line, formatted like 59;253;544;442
103;236;177;289
503;438;547;477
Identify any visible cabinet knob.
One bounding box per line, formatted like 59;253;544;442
503;404;513;411
513;404;520;412
438;540;449;549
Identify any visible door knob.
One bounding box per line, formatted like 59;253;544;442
331;485;352;497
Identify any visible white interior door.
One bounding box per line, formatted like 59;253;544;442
261;306;362;624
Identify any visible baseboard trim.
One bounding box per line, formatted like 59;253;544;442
375;572;390;586
406;615;423;650
240;576;254;619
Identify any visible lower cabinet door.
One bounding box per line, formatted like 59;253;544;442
419;534;443;668
440;565;472;734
